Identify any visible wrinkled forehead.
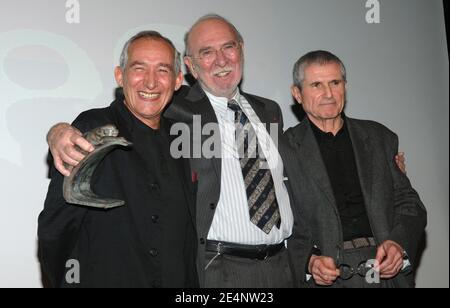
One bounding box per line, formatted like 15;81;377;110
128;37;175;61
304;62;344;80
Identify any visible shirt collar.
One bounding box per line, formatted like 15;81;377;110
113;98;160;137
204;88;241;114
310;114;347;142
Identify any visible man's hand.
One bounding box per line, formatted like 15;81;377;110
47;123;94;176
395;152;406;174
375;240;404;279
308;255;340;286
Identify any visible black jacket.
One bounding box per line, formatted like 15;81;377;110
38;100;198;288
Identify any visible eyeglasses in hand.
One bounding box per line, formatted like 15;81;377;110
336;245;377;280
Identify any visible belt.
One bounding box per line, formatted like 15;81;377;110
343;237;376;250
206;240;285;260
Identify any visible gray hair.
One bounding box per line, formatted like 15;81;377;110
119;30;181;75
293;50;347;90
184;14;244;56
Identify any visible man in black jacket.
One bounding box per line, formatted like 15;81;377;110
38;31;198;288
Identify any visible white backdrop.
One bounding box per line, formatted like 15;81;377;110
0;0;448;288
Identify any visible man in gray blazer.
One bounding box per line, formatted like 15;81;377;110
283;50;427;288
162;14;299;288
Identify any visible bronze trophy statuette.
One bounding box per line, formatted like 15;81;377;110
63;125;132;209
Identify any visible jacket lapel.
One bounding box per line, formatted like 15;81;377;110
292;119;338;212
165;83;223;238
185;84;222;181
242;93;267;122
165;84;222;180
346;118;374;219
241;92;281;135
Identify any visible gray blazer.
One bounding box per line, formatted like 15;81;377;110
281;117;427;288
164;83;286;287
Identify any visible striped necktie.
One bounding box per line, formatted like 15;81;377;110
228;99;281;234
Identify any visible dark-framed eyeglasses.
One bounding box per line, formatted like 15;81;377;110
336;245;377;280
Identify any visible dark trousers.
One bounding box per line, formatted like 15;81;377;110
204;247;295;288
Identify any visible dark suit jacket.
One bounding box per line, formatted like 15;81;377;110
281;117;427;288
38;100;198;288
165;83;287;287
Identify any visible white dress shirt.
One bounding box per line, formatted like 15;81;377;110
205;90;293;245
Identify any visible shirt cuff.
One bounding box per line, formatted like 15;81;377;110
401;251;411;271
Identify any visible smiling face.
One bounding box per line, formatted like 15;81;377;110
292;62;346;127
114;38;183;129
185;18;244;99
